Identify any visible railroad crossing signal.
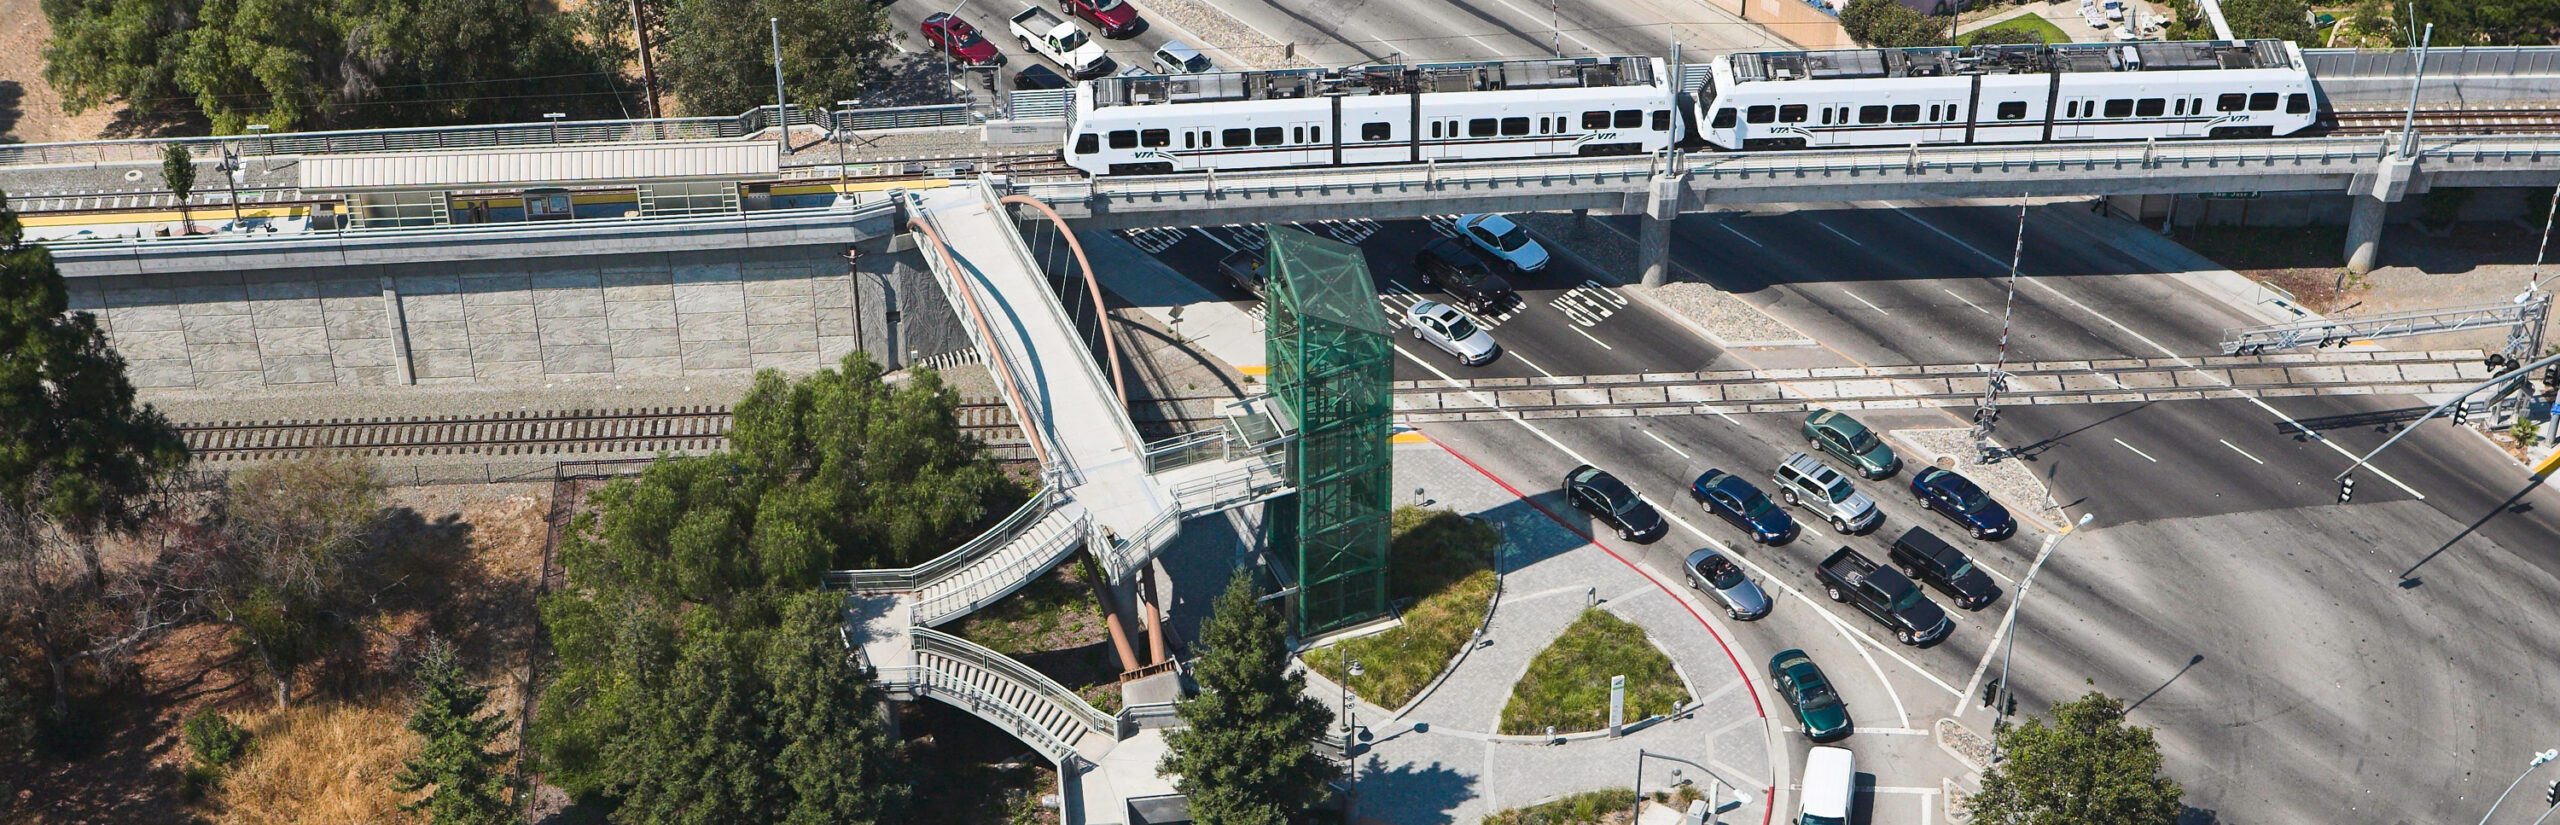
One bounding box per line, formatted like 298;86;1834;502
2337;475;2356;504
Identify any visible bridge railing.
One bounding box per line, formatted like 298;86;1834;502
890;627;1116;761
826;478;1061;592
37;199;895;253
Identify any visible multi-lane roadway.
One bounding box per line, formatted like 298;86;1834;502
1116;203;2560;824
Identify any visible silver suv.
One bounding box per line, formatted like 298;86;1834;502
1774;452;1883;535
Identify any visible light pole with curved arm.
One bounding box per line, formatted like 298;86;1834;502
2479;748;2560;825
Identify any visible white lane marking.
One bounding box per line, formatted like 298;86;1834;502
2113;438;2158;463
1718;222;1766;248
1883;204;2428;501
1955;531;2061;718
1396;346;1963;711
1855;727;1932;736
2221;439;2265;465
1818;221;1865;247
1508;349;1560;379
1842;289;1891;316
1943;287;1990;315
1835;606;1914;729
1570;325;1615;350
1643;429;1691;459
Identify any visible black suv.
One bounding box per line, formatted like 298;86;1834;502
1889;527;2000;610
1412;239;1517;313
1565;464;1667;544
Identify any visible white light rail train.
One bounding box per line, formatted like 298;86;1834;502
1060;40;2317;177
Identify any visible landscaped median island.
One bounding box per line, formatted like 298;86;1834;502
1478;785;1708;825
1303;506;1502;710
1499;609;1690;736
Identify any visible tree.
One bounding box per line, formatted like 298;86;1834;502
1160;571;1336;825
2163;0;2311;42
203;453;384;708
2409;0;2560;45
657;0;893;116
161;144;195;233
1964;23;2050;46
38;0;194;123
1968;692;2184;825
1842;0;1952;47
394;638;520;825
0;188;191;715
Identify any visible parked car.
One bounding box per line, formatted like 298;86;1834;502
1012;64;1072;90
1412;238;1516;313
1684;548;1771;620
1404;300;1500;366
1009;6;1114;79
1769;650;1852;741
1802;407;1900;480
1453;213;1550;274
1816;546;1953;646
1564;464;1667;543
1910;466;2015;540
921;13;1005;66
1889;527;2000;609
1061;0;1142;38
1688;469;1795;545
1152;39;1214;73
1218;248;1267;297
1773;452;1882;535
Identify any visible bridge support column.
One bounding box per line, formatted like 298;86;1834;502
2346;155;2419;275
1639;172;1683;287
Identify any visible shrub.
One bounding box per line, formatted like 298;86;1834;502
184;709;250;768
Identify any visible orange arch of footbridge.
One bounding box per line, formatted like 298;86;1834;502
997;194;1127;406
907;215;1056;470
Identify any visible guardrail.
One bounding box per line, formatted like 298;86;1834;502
834;103;979;132
827;480;1060;592
914;506;1089;626
1142;428;1230;473
972;178;1148;460
39;199;895;253
1004;89;1074;121
893;627;1117;762
1167;453;1291;515
1114;701;1184;738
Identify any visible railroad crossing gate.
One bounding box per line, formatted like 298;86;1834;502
1262;225;1393;635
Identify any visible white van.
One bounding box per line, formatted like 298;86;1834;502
1799;746;1855;825
1151;40;1214;74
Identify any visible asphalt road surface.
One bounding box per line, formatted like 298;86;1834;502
1117;202;2560;824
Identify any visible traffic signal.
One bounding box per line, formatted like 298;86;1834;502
2338;475;2356;504
2543;779;2557;806
1981;679;2001;708
2452;403;2470;427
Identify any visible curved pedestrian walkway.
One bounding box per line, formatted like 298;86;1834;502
1300;440;1777;825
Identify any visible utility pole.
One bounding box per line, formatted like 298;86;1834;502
771;17;790;159
629;0;662;119
2398;23;2433;158
1974;196;2030;464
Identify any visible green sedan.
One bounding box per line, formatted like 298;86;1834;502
1768;648;1853;742
1803;408;1901;480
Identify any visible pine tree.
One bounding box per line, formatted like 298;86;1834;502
161;145;195;234
394;640;520;825
1160;571;1336;825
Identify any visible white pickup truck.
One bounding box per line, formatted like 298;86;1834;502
1008;6;1113;79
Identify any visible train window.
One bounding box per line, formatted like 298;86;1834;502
2064;101;2077;118
1711;108;1737;129
1778;104;1806;123
1501;117;1529;136
1890;104;1919;123
2173;99;2186;116
2135;99;2164;117
1311;126;1322;142
1820;108;1832;125
1928;104;1940;121
1183;132;1195;149
1469;118;1498;137
1584;111;1610;130
1109;130;1138;149
1747;105;1776;124
1254;127;1283;146
2287;93;2310;114
1998;101;2026;120
2249;92;2278;111
1430;121;1442;138
1615;109;1642;128
1857;105;1886;124
2217;93;2246;112
1537;117;1549;134
1363;122;1391;141
1141;129;1170;147
2102;99;2133;118
1947;105;1961;121
1292;126;1304;143
1652;110;1669;131
1075;134;1098;154
1222;128;1251;147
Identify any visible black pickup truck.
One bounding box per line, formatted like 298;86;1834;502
1817;547;1954;646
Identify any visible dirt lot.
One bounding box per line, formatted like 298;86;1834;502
13;482;555;824
0;0;121;143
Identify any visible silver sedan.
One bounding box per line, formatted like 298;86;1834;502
1684;548;1771;621
1404;300;1500;366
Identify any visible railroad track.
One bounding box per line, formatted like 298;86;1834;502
2327;107;2560;135
177;401;1223;462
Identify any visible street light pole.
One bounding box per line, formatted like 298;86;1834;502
2478;749;2560;825
2398;23;2433;158
1993;512;2095;751
1342;656;1363;824
771;17;790;159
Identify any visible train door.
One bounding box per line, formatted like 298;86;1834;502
2056;96;2097;140
1293;120;1324;164
1425;117;1460;160
1929;97;1965;143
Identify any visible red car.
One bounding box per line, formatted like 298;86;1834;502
922;13;1004;66
1060;0;1141;38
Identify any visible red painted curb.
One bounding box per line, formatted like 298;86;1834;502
1429;439;1780;825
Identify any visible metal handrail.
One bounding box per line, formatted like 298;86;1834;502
912;626;1117;734
1101;503;1185;582
973;178;1148;460
1142;428;1229;473
1167;453;1291;515
914;506;1089;625
826;480;1059;591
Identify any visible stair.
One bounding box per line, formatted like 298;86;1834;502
908;628;1117;765
915;502;1090;626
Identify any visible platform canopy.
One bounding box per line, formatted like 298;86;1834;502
301;141;777;193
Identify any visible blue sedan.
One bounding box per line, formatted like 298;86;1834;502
1910;467;2015;541
1690;469;1797;545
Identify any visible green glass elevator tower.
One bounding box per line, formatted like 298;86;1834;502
1261;225;1393;635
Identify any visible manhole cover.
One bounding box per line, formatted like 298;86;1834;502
1934;455;1957;469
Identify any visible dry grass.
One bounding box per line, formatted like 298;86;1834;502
0;0;125;142
208;702;421;825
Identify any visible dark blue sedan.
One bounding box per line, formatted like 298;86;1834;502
1910;467;2015;541
1690;469;1796;545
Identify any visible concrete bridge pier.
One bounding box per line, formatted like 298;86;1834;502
2346;154;2419;274
1639;169;1686;287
